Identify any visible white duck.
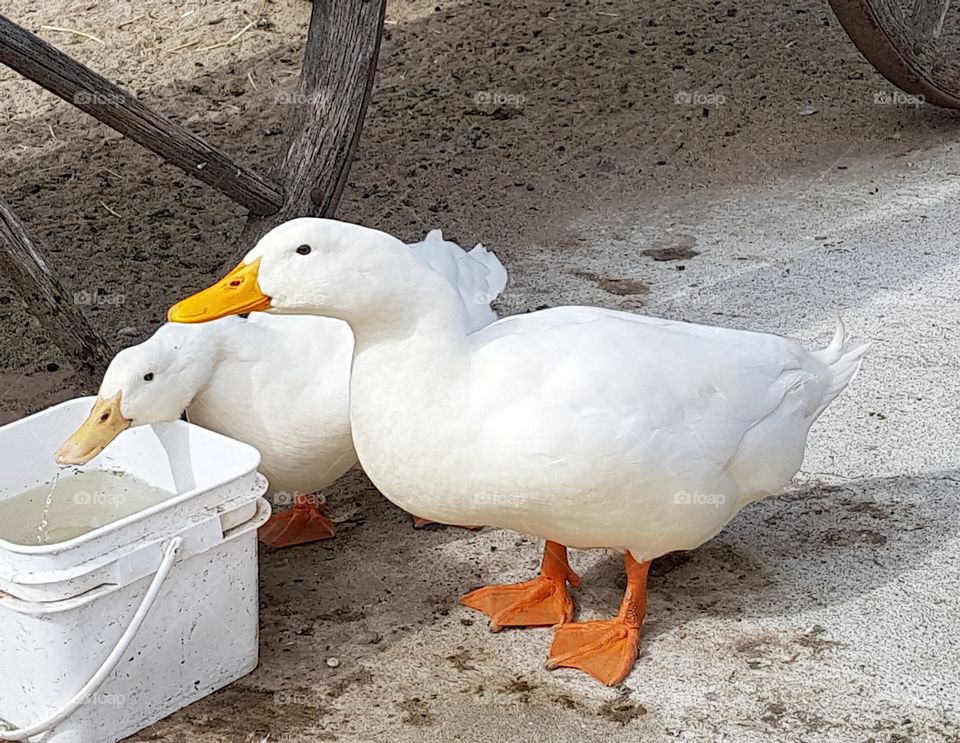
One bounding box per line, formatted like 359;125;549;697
56;230;507;548
167;218;869;685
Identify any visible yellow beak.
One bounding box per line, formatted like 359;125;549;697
167;258;271;323
55;393;132;465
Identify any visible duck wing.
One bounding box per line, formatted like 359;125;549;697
470;308;866;497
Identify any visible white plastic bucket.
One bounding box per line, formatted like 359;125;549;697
0;397;270;742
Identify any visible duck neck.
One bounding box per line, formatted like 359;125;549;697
345;282;473;407
346;267;473;352
168;322;230;402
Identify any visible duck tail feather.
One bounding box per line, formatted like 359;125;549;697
812;318;871;418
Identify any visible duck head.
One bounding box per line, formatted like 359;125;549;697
167;219;438;329
55;324;218;465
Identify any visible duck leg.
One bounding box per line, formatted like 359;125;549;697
545;554;650;686
460;541;579;631
258;494;336;549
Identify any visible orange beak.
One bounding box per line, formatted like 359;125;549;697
167;258;271;323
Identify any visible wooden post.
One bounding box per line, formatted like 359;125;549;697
0;14;284;215
0;197;112;387
239;0;386;248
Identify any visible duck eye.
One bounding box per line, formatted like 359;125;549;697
296;245;312;256
143;373;155;382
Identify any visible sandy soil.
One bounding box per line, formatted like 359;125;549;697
3;0;960;741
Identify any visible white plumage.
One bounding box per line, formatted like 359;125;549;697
219;219;867;560
167;217;869;685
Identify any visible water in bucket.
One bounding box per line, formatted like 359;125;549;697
0;470;172;546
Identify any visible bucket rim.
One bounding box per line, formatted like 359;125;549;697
0;497;271;610
0;397;263;555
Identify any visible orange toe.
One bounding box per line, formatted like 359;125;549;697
259;497;335;549
461;574;575;631
545;618;639;686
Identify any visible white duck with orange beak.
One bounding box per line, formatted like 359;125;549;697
167;218;869;685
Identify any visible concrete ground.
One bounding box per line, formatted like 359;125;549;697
2;0;960;741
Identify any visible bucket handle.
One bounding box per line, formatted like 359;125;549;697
0;537;185;741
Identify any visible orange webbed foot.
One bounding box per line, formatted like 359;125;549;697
461;575;577;631
545;618;639;686
259;494;336;549
544;554;651;686
460;541;579;631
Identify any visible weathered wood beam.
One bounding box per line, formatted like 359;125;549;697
0;14;284;215
239;0;386;248
0;196;112;388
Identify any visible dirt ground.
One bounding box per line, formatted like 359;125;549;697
3;0;956;390
3;0;960;741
